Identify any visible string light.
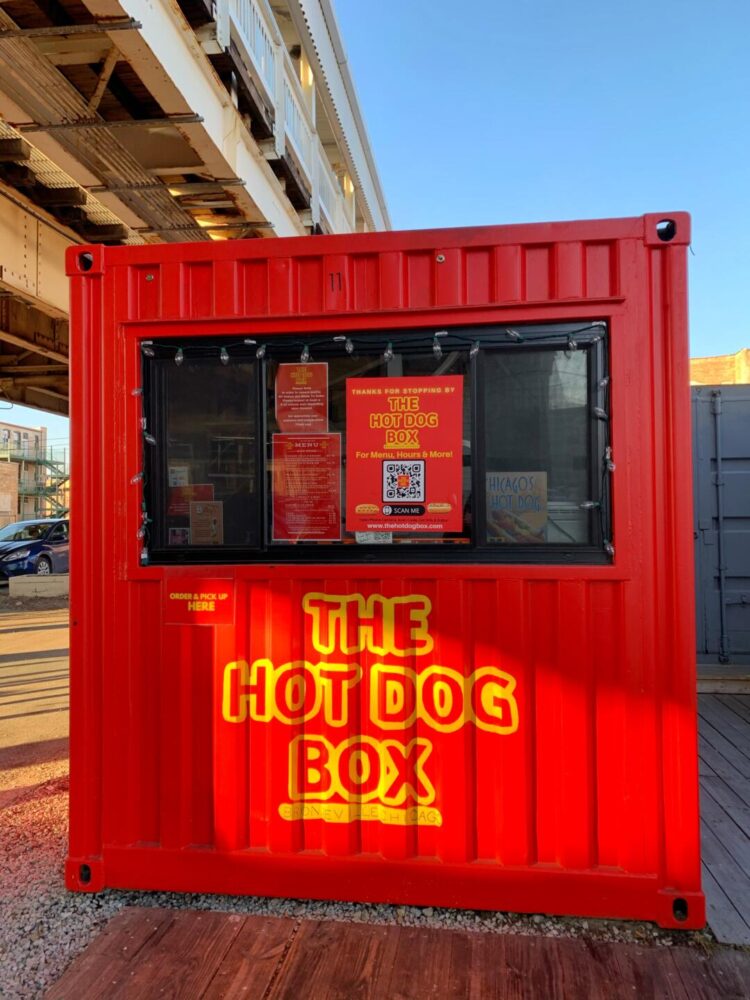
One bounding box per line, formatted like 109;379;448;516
567;337;578;352
243;339;256;346
593;406;609;421
433;330;447;360
599;376;610;388
333;335;355;354
130;472;144;484
174;347;184;366
383;342;394;362
301;344;310;363
256;344;266;359
220;347;229;365
131;387;143;396
140;547;149;565
506;329;522;341
579;501;601;510
605;446;616;472
470;341;480;357
143;431;156;446
604;541;615;558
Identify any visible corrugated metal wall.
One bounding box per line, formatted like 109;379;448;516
693;386;750;662
65;214;704;928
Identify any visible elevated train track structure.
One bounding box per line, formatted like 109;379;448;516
0;0;388;415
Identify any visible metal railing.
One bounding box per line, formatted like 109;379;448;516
283;73;313;181
220;0;355;232
229;0;275;100
1;443;70;517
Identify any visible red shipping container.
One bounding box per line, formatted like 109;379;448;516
66;213;704;929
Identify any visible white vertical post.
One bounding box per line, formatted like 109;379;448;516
216;0;230;51
311;135;320;228
273;39;286;158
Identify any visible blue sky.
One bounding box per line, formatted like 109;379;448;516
336;0;748;360
6;0;747;441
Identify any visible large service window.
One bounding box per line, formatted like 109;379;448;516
141;322;611;563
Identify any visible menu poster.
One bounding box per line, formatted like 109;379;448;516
168;484;214;517
189;501;224;545
275;363;329;433
272;434;341;542
346;376;463;533
486;471;547;543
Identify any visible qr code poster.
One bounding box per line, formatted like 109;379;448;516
346;376;463;533
383;461;425;502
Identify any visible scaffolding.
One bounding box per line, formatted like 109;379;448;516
0;444;69;518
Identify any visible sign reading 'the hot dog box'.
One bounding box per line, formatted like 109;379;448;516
346;376;463;533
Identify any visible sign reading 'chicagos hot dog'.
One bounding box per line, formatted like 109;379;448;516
345;376;464;534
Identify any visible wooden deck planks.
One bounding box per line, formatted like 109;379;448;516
201;916;296;999
698;694;750;946
46;908;750;1000
45;694;750;993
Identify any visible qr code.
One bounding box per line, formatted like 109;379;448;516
382;461;425;502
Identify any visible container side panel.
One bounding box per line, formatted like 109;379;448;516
405;253;433;310
242;260;270;316
65;216;704;927
68;262;104;871
352;255;379;312
554;242;584;300
584;243;615;299
185;262;214;318
494;245;522;303
214;259;240;317
523;246;551;301
464;249;492;305
298;256;324;314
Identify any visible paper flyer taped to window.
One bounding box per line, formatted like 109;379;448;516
168;465;190;487
275;363;329;433
272;433;341;541
486;472;547;543
168;484;214;517
189;500;224;545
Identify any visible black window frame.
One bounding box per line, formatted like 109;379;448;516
141;321;611;566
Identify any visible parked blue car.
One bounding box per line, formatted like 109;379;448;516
0;519;69;581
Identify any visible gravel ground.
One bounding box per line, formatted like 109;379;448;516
0;754;718;1000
